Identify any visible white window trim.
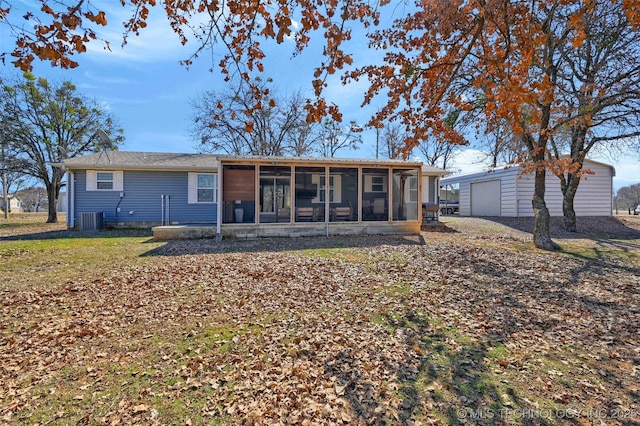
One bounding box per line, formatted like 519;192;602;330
86;170;123;191
188;172;218;204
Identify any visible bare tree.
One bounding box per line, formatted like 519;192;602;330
17;187;48;212
283;94;318;156
615;183;640;213
415;111;463;169
547;2;640;231
475;119;526;168
319;119;363;158
192;77;317;156
416;136;458;169
381;122;406;159
372;120;406;159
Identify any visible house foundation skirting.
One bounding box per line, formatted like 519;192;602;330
152;222;420;240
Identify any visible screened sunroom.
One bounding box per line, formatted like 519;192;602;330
216;156;426;238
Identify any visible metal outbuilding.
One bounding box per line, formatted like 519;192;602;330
440;159;615;217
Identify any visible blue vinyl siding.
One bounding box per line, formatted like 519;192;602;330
74;170;217;224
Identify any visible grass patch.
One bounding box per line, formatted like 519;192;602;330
561;243;640;263
301;246;410;268
1;232;163;291
299;247;370;263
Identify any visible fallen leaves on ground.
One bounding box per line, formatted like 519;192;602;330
1;221;640;425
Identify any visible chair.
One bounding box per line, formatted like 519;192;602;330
295;207;314;222
363;201;373;219
372;198;386;220
333;206;352;221
277;207;291;222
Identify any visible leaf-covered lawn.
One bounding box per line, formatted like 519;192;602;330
1;216;640;425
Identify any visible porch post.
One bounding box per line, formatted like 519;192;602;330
216;160;222;237
435;176;440;222
324;165;329;235
255;164;260;225
388;167;393;222
357;167;363;222
418;167;423;225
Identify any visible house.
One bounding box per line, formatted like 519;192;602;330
0;194;23;213
440;159;615;217
57;151;448;238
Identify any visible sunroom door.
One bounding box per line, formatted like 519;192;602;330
259;166;291;223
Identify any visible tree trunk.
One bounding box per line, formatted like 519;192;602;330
562;174;580;232
46;181;58;223
532;167;560;250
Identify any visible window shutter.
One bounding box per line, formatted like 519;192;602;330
311;174;321;203
114;171;124;191
86;170;97;191
188;173;197;204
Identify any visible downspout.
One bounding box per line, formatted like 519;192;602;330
610;165;616;216
161;194;164;226
166;195;170;225
115;192;124;224
68;170;75;229
2;166;7;219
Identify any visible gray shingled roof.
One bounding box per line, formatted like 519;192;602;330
60;151;218;170
57;150;449;175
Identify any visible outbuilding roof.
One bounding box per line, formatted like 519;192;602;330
441;158;615;184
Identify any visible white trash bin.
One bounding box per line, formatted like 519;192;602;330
235;208;244;223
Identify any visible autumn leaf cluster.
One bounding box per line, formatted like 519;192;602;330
3;0;640;132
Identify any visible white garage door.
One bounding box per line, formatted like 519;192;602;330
471;180;501;216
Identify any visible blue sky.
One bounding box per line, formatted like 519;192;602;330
2;2;383;155
1;2;638;190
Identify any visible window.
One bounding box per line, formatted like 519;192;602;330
86;170;123;191
188;173;217;204
364;174;387;192
313;174;341;203
319;175;334;202
371;176;384;192
96;172;114;190
197;174;216;202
